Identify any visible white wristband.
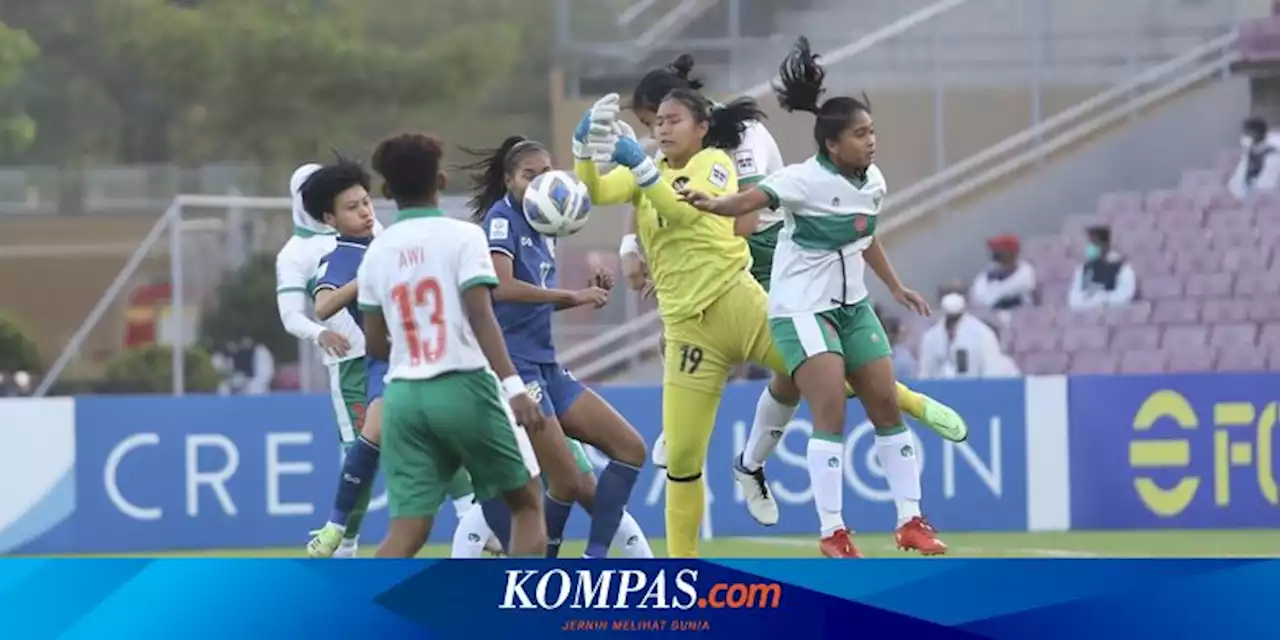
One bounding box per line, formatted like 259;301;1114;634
501;375;527;400
618;234;640;257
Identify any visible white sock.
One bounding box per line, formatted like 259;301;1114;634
611;511;654;559
806;437;846;537
742;388;797;472
334;537;358;558
453;494;476;518
875;429;922;527
451;502;493;558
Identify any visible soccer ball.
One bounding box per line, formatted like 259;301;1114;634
522;170;592;237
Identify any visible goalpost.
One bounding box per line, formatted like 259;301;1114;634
36;192;464;398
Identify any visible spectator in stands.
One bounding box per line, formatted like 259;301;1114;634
1067;225;1136;310
918;292;1007;379
879;314;917;381
1228;116;1280;201
970;234;1036;311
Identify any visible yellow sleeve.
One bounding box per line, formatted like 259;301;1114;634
574;158;637;206
640;149;737;226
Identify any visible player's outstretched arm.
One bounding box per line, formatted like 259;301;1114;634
490;253;606;311
574;158;637;206
314;281;358;320
678;186;771;219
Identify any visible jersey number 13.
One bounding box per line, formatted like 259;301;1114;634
391;278;446;365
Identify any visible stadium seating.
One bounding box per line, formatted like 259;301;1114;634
1004;148;1280;374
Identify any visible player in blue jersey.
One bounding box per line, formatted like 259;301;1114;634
299;157;485;558
448;136;653;559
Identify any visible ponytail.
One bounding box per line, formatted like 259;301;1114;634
704;97;765;151
457;136;548;222
775;36;873;151
632;53;704;113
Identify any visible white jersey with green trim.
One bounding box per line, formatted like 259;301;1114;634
758;155;887;317
277;231;362;365
732;120;786;232
357;209;498;382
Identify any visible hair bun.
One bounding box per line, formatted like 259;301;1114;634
669;54;703;90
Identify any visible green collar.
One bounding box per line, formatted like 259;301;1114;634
293;227;336;238
816;153;868;189
395;207;445;222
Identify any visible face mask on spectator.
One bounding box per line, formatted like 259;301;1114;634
1084;243;1102;261
1242;135;1255;150
941;293;966;320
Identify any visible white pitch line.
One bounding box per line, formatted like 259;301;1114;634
738;536;1101;558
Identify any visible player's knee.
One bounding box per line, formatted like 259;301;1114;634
767;373;800;405
611;429;648;468
664;450;705;481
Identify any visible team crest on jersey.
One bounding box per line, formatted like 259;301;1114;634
733;149;757;175
489;218;510;241
671;177;690;191
709;163;730;189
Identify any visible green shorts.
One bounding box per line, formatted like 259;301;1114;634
327;359;366;443
770;300;892;376
747;223;780;291
380;369;539;519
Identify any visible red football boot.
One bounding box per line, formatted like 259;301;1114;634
818;528;863;558
895;516;948;556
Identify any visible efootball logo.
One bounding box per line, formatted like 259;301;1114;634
499;569;781;610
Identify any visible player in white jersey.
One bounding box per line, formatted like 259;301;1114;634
357;131;547;558
679;38;948;558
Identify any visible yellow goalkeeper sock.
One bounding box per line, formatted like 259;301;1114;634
665;475;705;558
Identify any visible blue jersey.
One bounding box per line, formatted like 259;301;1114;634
482;195;558;363
313;236;373;327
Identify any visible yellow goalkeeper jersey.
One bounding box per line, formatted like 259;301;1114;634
576;149;749;323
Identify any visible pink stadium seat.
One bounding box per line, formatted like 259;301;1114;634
1146;189;1198;213
1166;346;1215;372
1151;299;1199;324
1248;297;1280;322
1118;230;1163;253
1021;352;1069;375
1072;351;1119;374
1013;328;1059;353
1129;252;1175;276
1038;257;1078;282
1104;300;1153;326
1248;190;1280;212
1120;349;1167;373
1260;323;1280;349
1206;207;1255;230
1112;212;1155;233
1164;231;1206;254
1163;325;1209;348
1024;236;1067;263
1156;208;1205;230
1011;305;1059;328
1210;323;1259;348
1201;298;1252;323
1174;251;1224;275
1181;169;1223;190
1142;276;1185;300
1235;270;1280;296
1221;247;1270;271
1062;325;1109;350
1041;283;1070;306
1112;326;1161;350
1056;309;1106;328
1184;272;1233;297
1216;347;1268;372
1098;192;1144;216
1215;149;1241;174
1190;186;1238;211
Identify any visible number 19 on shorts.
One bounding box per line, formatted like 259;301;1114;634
391;278;446;365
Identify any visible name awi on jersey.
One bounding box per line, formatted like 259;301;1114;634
499;569;699;610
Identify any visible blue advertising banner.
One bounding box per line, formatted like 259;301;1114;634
1069;372;1280;529
4;378;1030;554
